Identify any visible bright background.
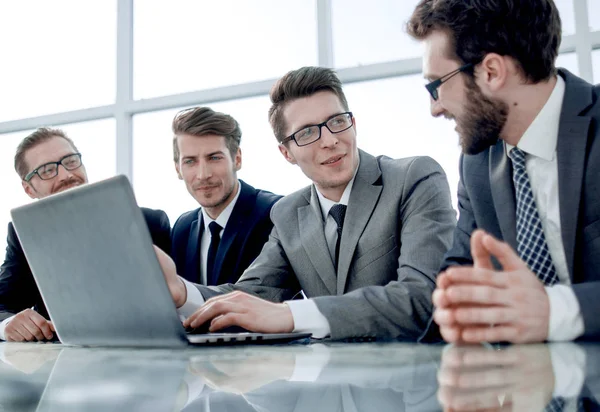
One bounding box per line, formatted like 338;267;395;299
1;0;599;253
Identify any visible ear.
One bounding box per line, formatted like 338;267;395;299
234;148;242;171
351;115;357;134
477;53;509;93
174;162;183;180
278;143;297;165
22;180;37;199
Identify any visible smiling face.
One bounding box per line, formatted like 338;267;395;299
278;91;359;202
175;133;241;219
22;136;88;199
423;30;508;154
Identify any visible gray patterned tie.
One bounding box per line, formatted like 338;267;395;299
509;147;558;285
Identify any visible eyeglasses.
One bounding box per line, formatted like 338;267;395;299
24;153;83;182
281;112;354;147
425;62;475;101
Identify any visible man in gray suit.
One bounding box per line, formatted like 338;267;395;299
158;66;456;341
408;0;600;342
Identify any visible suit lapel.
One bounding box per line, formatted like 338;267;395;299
489;140;518;251
299;187;337;295
556;69;593;278
337;151;383;294
185;216;202;283
213;181;254;283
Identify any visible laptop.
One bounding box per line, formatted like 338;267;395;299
10;175;311;347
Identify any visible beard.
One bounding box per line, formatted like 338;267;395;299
457;78;509;155
52;176;85;194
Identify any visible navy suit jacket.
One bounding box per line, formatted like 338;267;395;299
424;69;600;341
0;207;171;322
171;180;281;285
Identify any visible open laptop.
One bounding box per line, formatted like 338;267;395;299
10;175;311;347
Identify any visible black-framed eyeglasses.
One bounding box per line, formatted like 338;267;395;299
24;153;83;182
425;62;476;101
281;112;354;147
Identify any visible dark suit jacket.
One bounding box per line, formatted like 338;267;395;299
171;180;281;285
431;69;600;340
0;207;171;322
199;150;457;341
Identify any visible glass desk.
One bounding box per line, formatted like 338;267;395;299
0;341;597;411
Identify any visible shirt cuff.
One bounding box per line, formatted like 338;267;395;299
178;279;205;320
0;316;15;341
549;343;586;397
546;285;585;341
285;299;331;339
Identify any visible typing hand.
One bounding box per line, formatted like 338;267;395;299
433;230;550;343
183;291;294;334
4;309;55;342
438;344;554;411
153;245;187;307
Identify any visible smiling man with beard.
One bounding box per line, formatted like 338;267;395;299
0;127;172;342
155;66;457;341
408;0;600;343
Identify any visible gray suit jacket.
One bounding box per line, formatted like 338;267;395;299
198;150;456;340
430;69;600;341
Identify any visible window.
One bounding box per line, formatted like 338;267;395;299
588;0;600;31
593;49;600;84
0;1;116;122
332;0;422;68
556;52;579;76
134;0;317;99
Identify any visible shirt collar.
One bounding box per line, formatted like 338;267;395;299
505;75;565;161
315;157;360;221
199;180;242;231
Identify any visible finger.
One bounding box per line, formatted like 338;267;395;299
445;267;508;288
461;325;519;343
5;329;26;342
446;285;509;306
21;319;46;341
437;271;453;289
433;308;457;326
439;366;518;389
48;321;56;332
433;289;452;308
471;230;494;269
454;307;519;325
186;299;243;328
209;313;251;332
439;325;463;343
14;324;36;341
29;313;54;340
438;385;507;411
481;233;527;271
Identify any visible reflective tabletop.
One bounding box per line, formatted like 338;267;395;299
0;341;597;411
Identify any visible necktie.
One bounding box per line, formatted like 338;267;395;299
509;147;558;285
329;204;347;270
206;221;222;286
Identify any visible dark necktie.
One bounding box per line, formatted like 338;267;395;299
206;221;222;286
509;147;558;285
329;204;347;270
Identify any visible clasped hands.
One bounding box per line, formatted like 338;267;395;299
433;230;550;343
153;246;294;334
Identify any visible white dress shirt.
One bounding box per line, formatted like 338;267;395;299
197;182;241;285
178;164;360;339
505;75;584;341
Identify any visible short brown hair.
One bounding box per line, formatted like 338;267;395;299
14;127;79;180
172;107;242;163
268;66;350;143
407;0;561;83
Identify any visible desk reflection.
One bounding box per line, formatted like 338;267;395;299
0;342;598;411
437;343;600;412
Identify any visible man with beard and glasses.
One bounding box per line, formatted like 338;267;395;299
0;128;172;342
170;107;281;286
408;0;600;343
154;66;456;342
